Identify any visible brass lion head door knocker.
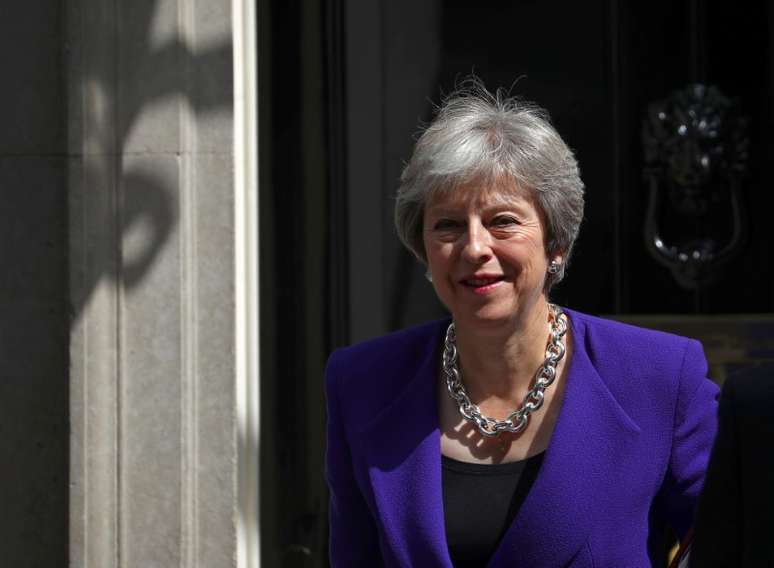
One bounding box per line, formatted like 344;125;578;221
642;84;749;290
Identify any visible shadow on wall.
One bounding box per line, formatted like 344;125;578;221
0;1;233;566
71;1;233;319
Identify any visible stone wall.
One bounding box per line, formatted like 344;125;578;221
68;0;246;565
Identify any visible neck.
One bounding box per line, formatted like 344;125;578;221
452;301;553;403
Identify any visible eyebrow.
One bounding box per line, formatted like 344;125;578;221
426;200;532;218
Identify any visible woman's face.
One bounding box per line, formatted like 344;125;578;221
423;179;558;330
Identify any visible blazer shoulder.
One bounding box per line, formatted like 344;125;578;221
567;308;712;411
568;308;702;370
325;318;447;414
327;318;447;375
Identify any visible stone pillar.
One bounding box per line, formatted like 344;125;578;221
68;0;259;565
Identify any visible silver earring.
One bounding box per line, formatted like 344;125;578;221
547;260;561;274
425;270;433;282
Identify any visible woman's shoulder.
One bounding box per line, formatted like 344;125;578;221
325;318;448;407
328;318;448;368
566;307;701;357
566;307;717;431
566;307;710;396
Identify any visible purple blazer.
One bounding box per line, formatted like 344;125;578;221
325;309;719;567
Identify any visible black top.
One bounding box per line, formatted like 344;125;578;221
442;452;544;568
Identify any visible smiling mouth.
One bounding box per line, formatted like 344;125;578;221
460;275;505;287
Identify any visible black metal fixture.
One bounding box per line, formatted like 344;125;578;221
641;0;750;295
642;84;748;290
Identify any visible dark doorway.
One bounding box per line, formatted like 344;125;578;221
259;1;774;566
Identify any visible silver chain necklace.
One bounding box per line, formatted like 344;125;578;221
442;304;568;438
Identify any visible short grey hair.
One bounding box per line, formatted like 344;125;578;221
394;78;585;290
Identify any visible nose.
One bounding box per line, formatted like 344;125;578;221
461;220;493;264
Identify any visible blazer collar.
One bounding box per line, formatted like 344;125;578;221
488;309;641;566
351;319;451;567
352;311;641;568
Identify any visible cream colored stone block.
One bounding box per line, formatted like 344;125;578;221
120;154;183;566
193;154;236;566
70;0;240;566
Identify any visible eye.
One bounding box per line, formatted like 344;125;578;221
433;218;462;231
491;215;519;227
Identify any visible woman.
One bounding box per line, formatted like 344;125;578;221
325;80;719;567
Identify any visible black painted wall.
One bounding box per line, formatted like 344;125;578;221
380;1;774;326
0;2;69;565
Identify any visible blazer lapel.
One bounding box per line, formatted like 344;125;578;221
351;320;452;568
488;311;642;567
349;312;642;568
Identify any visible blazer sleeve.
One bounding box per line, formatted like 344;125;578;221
325;351;384;567
657;339;720;539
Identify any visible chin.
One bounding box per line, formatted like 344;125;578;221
455;306;517;330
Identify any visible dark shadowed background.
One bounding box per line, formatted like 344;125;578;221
258;0;774;565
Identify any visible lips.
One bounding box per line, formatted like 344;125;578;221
459;274;506;295
460;274;505;286
462;277;503;286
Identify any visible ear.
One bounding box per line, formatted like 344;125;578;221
549;250;565;266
